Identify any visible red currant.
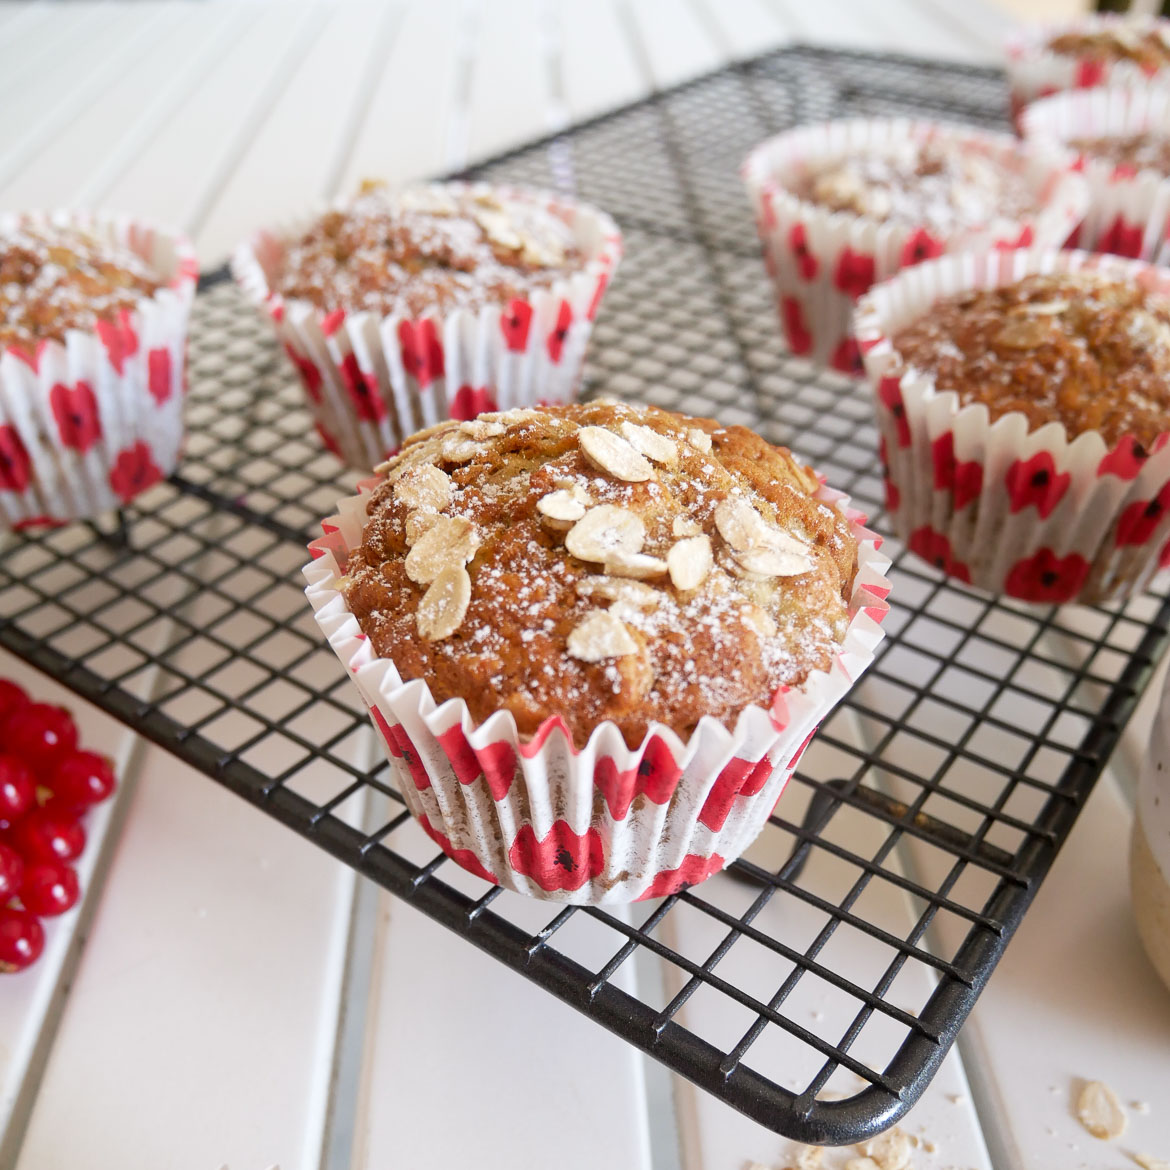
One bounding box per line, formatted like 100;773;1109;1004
0;908;44;973
0;680;29;721
49;750;116;809
0;755;34;822
1;703;78;771
10;810;85;863
0;842;23;900
20;861;78;916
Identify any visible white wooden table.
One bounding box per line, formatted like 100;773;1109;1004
0;3;1168;1169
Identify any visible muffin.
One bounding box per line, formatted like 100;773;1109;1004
1007;16;1170;125
305;401;890;903
856;250;1170;604
233;182;621;470
742;120;1086;375
1022;85;1170;261
0;211;197;529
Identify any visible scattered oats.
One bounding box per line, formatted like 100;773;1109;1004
861;1126;912;1170
947;1094;966;1106
520;233;565;267
1134;1154;1170;1170
397;186;459;216
923;1140;937;1155
567;610;638;661
672;515;702;537
565;504;645;563
794;1145;823;1169
668;534;712;591
744;1163;772;1170
715;496;769;551
1076;1080;1127;1141
620;420;679;466
1011;299;1069;316
575;576;661;609
686;427;712;453
394;464;451;512
404;516;479;583
605;550;670;579
459;419;506;439
994;317;1048;349
578;425;654;482
417;565;470;640
479;408;543;425
405;510;440;546
538;488;590;528
1133;1101;1151;1115
745;603;778;638
844;1159;881;1170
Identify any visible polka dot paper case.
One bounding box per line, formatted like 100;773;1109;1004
741;119;1087;377
233;182;622;471
0;211;197;529
1006;14;1170;129
855;248;1170;606
303;404;890;904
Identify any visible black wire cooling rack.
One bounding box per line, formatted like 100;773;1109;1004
2;46;1167;1146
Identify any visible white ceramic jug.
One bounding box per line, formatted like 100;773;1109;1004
1132;680;1170;994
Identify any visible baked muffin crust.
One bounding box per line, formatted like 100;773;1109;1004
891;271;1170;447
276;183;584;319
1069;133;1170;174
0;223;161;355
341;401;859;749
1047;26;1170;69
794;138;1038;233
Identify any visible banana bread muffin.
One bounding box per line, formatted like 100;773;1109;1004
0;222;162;354
890;270;1170;447
1047;25;1170;71
274;182;584;319
340;400;859;749
1069;132;1170;175
796;137;1038;234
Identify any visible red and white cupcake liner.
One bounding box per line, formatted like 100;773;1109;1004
0;211;197;530
233;184;622;471
303;479;891;904
856;248;1170;606
1007;15;1170;128
1021;84;1170;261
741;120;1086;376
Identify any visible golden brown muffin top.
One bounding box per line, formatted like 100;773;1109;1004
0;223;161;355
275;183;584;319
891;271;1170;447
793;138;1038;233
1069;132;1170;175
1047;26;1170;69
341;401;859;749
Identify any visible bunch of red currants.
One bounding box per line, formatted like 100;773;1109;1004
0;679;117;973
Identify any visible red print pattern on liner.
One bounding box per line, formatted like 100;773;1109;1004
908;526;972;583
638;853;726;900
1098;434;1156;480
500;299;534;351
284;343;323;403
398;319;444;388
1116;482;1170;547
900;227;944;268
417;813;497;885
108;441;162;503
49;382;101;453
1004;548;1090;604
547;301;573;362
788;223;819;280
878;377;911;448
833;246;875;301
592;735;683;821
450;385;498;421
1098;214;1143;259
508;821;605;892
0;427;31;493
147;348;173;405
1005;451;1070;518
780;297;812;356
698;755;774;832
95;312;139;376
931;432;983;510
435;724;517;801
340;354;386;423
830;337;862;376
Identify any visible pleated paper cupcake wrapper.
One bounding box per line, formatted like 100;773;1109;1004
303;482;891;904
233;184;622;471
741;120;1087;376
1021;85;1170;262
0;211;197;531
1006;15;1170;127
856;247;1170;605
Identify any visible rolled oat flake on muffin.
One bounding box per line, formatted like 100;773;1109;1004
339;400;861;748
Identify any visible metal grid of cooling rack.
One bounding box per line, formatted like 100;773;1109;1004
1;46;1167;1145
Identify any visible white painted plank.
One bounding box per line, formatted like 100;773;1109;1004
337;0;462;193
691;0;791;61
0;4;225;212
945;772;1170;1170
859;0;1002;63
97;6;312;238
353;874;654;1170
0;5;175;177
663;722;993;1170
558;0;646;123
0;650;140;1167
13;742;356;1170
195;2;393;264
465;0;554;162
623;0;725;90
0;3;112;105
